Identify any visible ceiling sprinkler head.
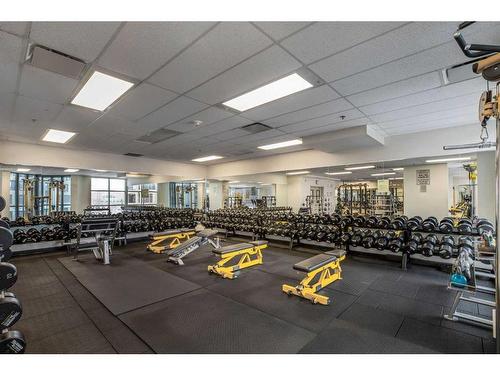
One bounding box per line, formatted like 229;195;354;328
340;115;346;120
192;120;203;127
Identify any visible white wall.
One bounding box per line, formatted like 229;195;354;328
404;164;449;218
71;175;91;214
286;176;338;212
477;151;495;221
275;184;288;207
208;181;223;210
157;183;170;207
0;171;10;218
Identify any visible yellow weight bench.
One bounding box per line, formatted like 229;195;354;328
282;249;346;305
208;240;268;279
147;229;196;254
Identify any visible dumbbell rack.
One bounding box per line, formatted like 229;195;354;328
444;243;496;330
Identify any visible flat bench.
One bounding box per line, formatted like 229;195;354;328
283;249;346;305
208;240;268;279
166;229;221;266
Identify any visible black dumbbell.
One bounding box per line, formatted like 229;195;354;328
388;235;404;253
403;233;422;254
390;217;406;230
421;234;438;257
438;235;455;259
457;218;472;234
438;217;454;233
476;219;494;235
422;217;439;232
407;216;422;231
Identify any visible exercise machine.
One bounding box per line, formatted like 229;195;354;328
73;217;119;265
282;249;346;305
166;229;220;265
208;240;268;279
147;229;196;254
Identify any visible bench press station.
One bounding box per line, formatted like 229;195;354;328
282;249;346;305
166;229;220;265
147;229;196;254
208;240;268;279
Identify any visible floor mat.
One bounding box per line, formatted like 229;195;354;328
59;253;201;315
119;289;316;353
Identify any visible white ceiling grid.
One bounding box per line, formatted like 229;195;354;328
0;21;498;165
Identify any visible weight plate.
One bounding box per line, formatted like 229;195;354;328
0;196;5;212
0;227;13;250
0;247;12;262
0;330;26;354
0;219;9;229
0;296;22;330
0;262;17;290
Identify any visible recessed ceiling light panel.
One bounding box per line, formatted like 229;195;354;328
286;170;310;175
325;171;352;176
345;165;376;171
222;73;313;112
42;129;77;144
71;71;134;111
17;168;31;172
192;155;224;162
64;168;79;173
258;139;303;150
371;172;396;177
425;157;471;163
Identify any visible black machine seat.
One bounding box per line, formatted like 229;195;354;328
293;253;338;273
213;242;253;255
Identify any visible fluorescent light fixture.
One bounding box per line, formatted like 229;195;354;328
64;168;79;173
371;172;396;177
42;129;76;144
425;157;472;163
286;171;310;175
71;71;134;111
392;167;404;171
228;181;240;184
94;169;108;172
325;171;352;176
222;73;313;111
17;168;31;172
192;155;223;162
345;165;375;171
258;139;303;150
389;177;404;180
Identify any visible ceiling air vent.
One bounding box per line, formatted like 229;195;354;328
28;44;87;80
241;122;272;134
124;153;143;157
135;129;181;144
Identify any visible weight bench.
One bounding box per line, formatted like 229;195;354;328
208;240;268;279
166;229;220;265
73;218;119;265
147;229;196;254
282;249;346;305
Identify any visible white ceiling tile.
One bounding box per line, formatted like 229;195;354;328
377;106;475;130
278;108;365;133
19;64;78;104
0;22;29;37
346;72;442;107
241;84;340;121
12;95;62;123
89;114;146;137
281;22;404;64
208;128;248;141
232;129;285;145
0;31;23;94
331;43;465;96
359;77;485;116
107;83;178;121
309;22;457;82
291;117;370;137
190;115;250;137
53;105;101;131
369;92;478;123
254;22;311;40
149;22;272;93
0;93;16;123
30;22;121;61
165;106;234;133
137;95;209;132
385;115;477;136
187;45;302;105
266;98;353;127
99;22;215;80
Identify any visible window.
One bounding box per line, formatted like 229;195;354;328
8;173;71;219
91;177;127;213
127;183;157;206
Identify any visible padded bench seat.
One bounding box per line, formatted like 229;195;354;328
149;229;192;238
175;236;201;248
196;229;219;238
325;249;346;258
293;253;338;273
213;242;252;255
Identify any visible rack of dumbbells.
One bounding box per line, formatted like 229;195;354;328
0;196;26;353
3;207;198;255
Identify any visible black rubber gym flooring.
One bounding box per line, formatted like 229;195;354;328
8;239;496;354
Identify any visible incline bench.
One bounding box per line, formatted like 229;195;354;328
147;229;196;253
282;249;346;305
166;229;220;265
208;240;268;279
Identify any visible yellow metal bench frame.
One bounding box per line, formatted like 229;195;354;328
208;242;268;279
147;230;196;254
282;252;346;305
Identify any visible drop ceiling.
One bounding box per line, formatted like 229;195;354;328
0;21;497;165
